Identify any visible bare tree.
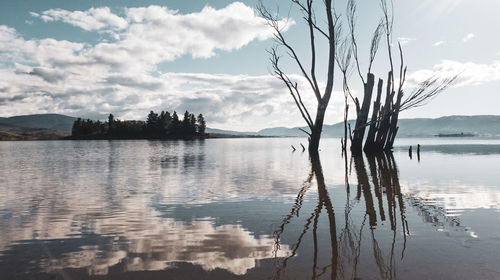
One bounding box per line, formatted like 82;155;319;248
258;0;339;154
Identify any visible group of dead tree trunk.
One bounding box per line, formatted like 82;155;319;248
351;71;402;155
259;0;456;155
343;0;457;155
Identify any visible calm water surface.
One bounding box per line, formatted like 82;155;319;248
0;138;499;279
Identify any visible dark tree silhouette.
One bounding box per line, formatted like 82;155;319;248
197;114;206;135
146;111;160;137
189;113;197;135
181;111;191;136
108;114;115;136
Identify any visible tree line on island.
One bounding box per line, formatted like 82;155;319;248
71;110;206;140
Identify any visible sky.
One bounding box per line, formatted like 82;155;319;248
0;0;499;131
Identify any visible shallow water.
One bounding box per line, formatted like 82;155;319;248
0;138;499;279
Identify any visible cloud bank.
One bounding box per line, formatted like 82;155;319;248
407;60;500;88
0;3;304;130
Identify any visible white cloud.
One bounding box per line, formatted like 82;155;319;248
398;37;416;46
463;33;474;42
433;40;446;47
26;3;292;74
407;60;500;88
32;7;128;31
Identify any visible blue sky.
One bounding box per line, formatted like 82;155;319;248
0;0;499;131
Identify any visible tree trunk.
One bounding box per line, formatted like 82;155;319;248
343;101;349;151
351;73;375;155
384;89;403;150
375;71;393;150
308;101;327;154
364;78;383;153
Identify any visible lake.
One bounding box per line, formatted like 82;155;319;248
0;138;499;279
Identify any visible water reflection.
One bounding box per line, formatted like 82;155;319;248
273;153;410;279
0;213;290;277
396;144;500;155
1;139;500;279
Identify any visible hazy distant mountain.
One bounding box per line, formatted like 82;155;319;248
1;114;499;139
256;115;500;137
205;128;258;136
0;123;68;140
0;114;77;133
395;115;500;137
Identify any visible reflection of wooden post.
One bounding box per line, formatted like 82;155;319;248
408;145;412;159
291;145;296;152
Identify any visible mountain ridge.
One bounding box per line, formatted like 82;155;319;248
254;115;500;137
1;114;500;138
0;114;77;132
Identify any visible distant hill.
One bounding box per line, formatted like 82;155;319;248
0;114;77;133
0;123;68;141
255;115;500;138
395;115;500;137
1;114;500;140
205;128;258;136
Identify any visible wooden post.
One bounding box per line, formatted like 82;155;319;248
300;143;306;152
417;144;421;162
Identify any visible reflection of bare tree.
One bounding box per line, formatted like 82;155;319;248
273;152;409;279
363;152;408;279
272;154;337;280
407;196;463;231
273;170;314;257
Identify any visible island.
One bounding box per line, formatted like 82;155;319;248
435;132;475;137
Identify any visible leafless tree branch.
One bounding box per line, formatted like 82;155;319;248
347;0;364;84
268;47;314;130
399;75;459;112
